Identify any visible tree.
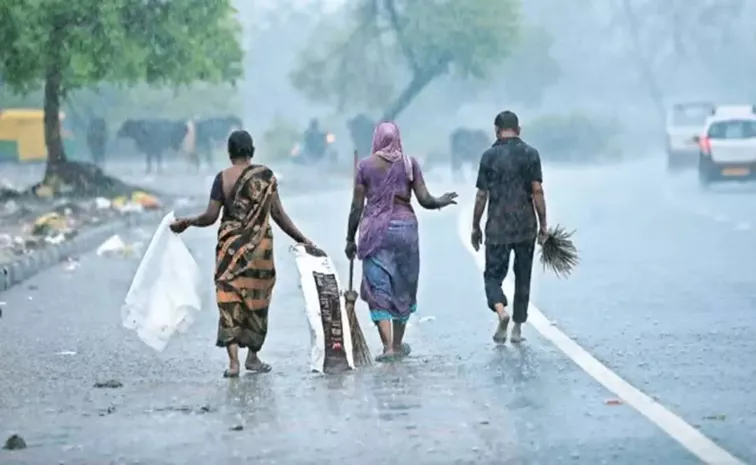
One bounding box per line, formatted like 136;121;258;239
290;0;522;122
606;0;752;118
0;0;243;196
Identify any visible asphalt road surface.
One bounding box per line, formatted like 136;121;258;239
1;157;754;464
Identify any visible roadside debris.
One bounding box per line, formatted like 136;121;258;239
604;398;623;406
1;189;168;267
63;257;80;271
96;235;143;258
96;235;127;257
3;434;26;450
93;379;123;389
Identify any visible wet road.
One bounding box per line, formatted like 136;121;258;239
1;157;755;464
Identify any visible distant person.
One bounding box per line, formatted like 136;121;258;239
347;113;375;157
471;111;548;344
86;117;108;167
170;130;322;378
345;121;457;361
301;118;327;164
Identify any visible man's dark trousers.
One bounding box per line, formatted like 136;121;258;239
483;239;536;323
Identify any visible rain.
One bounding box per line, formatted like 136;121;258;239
1;0;755;463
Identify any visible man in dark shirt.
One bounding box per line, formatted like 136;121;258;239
302;118;327;164
471;111;548;344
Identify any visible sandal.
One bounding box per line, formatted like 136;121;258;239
397;343;411;357
245;361;272;374
223;368;240;378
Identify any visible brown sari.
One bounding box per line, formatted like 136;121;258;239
215;165;277;350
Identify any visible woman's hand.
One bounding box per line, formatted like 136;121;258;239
170;218;192;234
301;238;327;257
344;240;357;260
437;192;458;209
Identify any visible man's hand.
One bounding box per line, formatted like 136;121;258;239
471;227;483;252
537;224;548;245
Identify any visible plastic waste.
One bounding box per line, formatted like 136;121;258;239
121;211;202;352
96;234;126;256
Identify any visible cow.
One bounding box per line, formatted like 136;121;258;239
449;128;491;182
116;118;188;173
195;115;243;169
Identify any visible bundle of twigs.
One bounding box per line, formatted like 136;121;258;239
345;259;373;367
539;225;579;278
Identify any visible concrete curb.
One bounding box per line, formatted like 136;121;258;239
0;207;192;293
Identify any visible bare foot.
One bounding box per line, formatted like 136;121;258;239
510;323;525;344
493;315;510;344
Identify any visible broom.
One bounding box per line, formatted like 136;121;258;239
539;224;579;278
344;258;372;366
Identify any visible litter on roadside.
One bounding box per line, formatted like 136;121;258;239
96;235;127;257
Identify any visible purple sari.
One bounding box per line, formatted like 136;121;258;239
355;122;420;323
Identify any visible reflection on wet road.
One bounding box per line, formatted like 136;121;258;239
1;158;754;464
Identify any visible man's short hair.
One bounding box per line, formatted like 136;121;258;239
494;111;519;131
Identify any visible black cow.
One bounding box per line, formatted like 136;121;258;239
195;115;243;168
450;128;491;181
347;114;375;158
117;118;188;173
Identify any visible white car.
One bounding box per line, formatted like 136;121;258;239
666;102;714;168
696;105;756;186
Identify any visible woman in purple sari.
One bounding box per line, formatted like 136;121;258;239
345;121;457;361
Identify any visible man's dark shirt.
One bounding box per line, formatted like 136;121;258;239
475;137;543;244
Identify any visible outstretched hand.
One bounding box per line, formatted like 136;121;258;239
438;192;458;208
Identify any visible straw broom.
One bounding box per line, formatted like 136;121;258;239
344;258;372;367
344;148;372;367
539;224;579;278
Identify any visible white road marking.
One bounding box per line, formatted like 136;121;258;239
456;206;744;465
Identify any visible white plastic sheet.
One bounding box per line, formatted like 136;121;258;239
290;244;355;373
121;211;202;351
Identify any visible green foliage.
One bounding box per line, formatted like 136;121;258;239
289;23;396;112
290;0;522;117
400;1;521;78
526;114;622;163
0;0;242;96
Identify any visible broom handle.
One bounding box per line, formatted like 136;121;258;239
348;258;355;291
347;148;358;293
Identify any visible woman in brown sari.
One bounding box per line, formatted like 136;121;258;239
170;130;318;378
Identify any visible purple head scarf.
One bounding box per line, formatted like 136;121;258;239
372;121;413;181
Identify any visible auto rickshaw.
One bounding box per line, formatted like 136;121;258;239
0;108;77;163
